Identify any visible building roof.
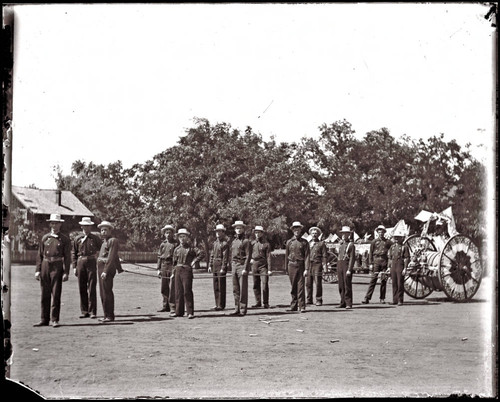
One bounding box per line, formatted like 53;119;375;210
12;186;94;217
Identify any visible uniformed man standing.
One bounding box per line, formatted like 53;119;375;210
172;228;205;319
97;221;123;323
250;225;272;309
337;226;355;309
156;224;178;313
208;224;230;311
229;221;251;316
362;224;392;304
72;217;102;319
285;222;310;313
306;226;328;306
387;231;410;306
33;213;71;328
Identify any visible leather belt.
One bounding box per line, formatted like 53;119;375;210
79;255;96;260
45;256;63;262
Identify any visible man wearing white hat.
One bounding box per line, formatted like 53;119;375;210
33;213;71;328
387;230;410;306
306;227;328;306
208;224;230;311
285;222;310;313
97;221;123;323
72;217;102;319
362;224;392;304
337;225;355;309
172;228;205;319
229;221;251;316
156;224;178;313
250;225;272;309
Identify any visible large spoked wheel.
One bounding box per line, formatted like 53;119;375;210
438;234;483;302
323;260;338;284
403;235;436;299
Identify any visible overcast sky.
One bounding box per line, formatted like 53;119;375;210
6;3;496;189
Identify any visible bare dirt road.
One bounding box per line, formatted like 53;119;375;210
5;264;496;399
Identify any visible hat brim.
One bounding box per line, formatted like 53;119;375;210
98;224;113;229
47;219;64;222
308;227;322;234
79;222;94;226
232;224;246;228
290;225;303;230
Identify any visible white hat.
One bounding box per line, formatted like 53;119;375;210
161;224;175;233
290;221;304;230
340;226;352;233
177;228;191;236
47;213;64;222
97;221;114;229
308;226;322;235
376;224;387;232
232;220;246;228
78;217;95;226
214;224;226;231
253;225;264;232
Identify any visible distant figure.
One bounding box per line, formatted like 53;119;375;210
72;217;102;319
172;228;205;319
208;224;230;311
33;213;71;328
156;224;178;313
285;222;310;313
337;226;355;309
97;221;123;323
250;225;272;309
387;233;410;306
306;226;327;306
362;225;392;304
229;221;252;316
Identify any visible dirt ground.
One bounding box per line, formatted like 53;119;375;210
5;263;497;399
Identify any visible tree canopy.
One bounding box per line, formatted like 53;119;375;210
54;117;486;257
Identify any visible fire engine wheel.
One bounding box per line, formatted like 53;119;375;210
438;234;483;302
323;266;338;284
403;235;435;299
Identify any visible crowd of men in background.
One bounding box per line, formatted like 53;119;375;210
33;215;410;327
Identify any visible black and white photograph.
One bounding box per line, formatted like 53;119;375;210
1;3;497;399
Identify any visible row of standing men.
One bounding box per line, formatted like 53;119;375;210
33;215;410;327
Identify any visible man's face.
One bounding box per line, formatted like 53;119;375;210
178;234;188;244
254;230;263;240
100;227;111;238
310;229;319;239
377;229;385;239
235;226;244;235
50;222;62;233
165;229;174;239
216;230;225;239
341;232;349;240
81;225;92;235
292;227;301;237
395;236;404;244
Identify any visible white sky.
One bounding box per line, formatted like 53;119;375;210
6;3;496;189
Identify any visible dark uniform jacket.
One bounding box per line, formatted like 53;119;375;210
36;232;71;275
369;237;392;264
338;240;355;270
230;235;251;269
173;243;205;268
71;233;102;268
388;242;410;270
157;237;179;270
251;238;272;268
285;237;310;270
309;240;328;266
210;237;230;271
98;237;123;275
